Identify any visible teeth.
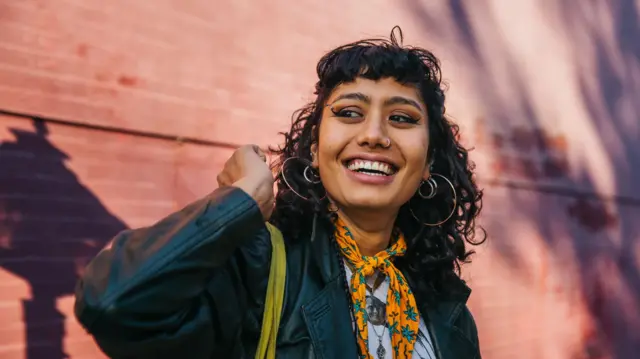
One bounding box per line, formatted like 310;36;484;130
347;160;394;175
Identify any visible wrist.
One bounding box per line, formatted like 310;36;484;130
232;178;271;220
232;177;260;200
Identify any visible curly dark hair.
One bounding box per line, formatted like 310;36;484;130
269;26;485;299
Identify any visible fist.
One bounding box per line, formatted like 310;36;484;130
217;145;274;220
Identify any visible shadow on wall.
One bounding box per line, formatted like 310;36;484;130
405;0;639;358
0;118;127;359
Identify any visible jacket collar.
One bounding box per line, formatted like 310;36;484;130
305;215;477;359
309;214;472;316
308;214;343;283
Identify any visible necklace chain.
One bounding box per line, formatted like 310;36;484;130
334;235;389;358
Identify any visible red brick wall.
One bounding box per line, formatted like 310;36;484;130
0;113;234;359
1;1;638;358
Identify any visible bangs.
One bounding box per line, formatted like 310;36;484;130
315;39;442;94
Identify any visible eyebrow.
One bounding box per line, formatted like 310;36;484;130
330;92;424;112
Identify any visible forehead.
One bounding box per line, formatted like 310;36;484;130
327;77;424;105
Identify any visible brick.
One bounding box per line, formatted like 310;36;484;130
0;114;235;358
0;1;639;358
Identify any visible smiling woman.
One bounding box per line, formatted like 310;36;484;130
313;77;430;222
74;26;485;359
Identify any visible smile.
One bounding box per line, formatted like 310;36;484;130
345;159;398;176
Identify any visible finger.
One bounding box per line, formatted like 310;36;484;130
251;145;267;162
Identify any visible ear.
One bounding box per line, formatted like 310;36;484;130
423;155;434;180
310;142;319;168
422;164;431;181
423;148;435;179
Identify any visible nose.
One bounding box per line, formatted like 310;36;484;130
356;112;389;149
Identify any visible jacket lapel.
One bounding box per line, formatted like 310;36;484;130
302;277;359;359
301;216;359;359
301;216;478;359
425;304;478;359
419;278;478;359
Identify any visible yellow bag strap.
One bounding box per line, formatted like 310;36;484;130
255;223;287;359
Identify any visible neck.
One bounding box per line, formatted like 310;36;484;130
337;207;399;256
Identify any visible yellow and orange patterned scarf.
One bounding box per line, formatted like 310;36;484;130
334;216;419;359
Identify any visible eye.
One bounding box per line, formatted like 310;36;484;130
389;114;419;124
331;107;363;119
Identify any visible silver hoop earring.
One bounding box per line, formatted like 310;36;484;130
417;177;437;199
410;173;457;227
303;166;322;184
280;157;325;201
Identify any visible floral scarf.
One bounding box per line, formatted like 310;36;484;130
334;216;419;359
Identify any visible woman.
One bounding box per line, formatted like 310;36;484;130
74;27;484;359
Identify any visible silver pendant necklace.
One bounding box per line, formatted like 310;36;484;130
344;261;390;359
366;277;387;359
371;324;386;359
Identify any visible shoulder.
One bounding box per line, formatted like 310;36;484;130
448;279;479;346
415;274;480;348
454;305;479;346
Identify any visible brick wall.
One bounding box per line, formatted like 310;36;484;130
0;113;235;359
0;1;638;358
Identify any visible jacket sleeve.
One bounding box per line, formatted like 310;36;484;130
74;186;269;359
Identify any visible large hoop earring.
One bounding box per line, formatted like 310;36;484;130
280;157;325;201
410;173;457;227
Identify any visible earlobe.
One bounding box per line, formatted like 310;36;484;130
422;167;431;181
424;153;435;179
422;160;432;180
310;143;319;168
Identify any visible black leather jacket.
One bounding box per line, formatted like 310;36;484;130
75;187;481;359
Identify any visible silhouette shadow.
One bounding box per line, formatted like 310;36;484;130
405;0;639;358
0;118;127;359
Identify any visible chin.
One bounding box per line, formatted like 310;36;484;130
341;192;400;211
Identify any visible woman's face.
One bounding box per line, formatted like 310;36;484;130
311;77;430;212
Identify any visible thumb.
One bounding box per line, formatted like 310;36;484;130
251;145;267;162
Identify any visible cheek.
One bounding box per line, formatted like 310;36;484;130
315;142;341;179
408;153;428;176
401;149;428;200
401;154;429;200
316;121;351;165
403;137;430;172
317;140;340;172
316;130;340;177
